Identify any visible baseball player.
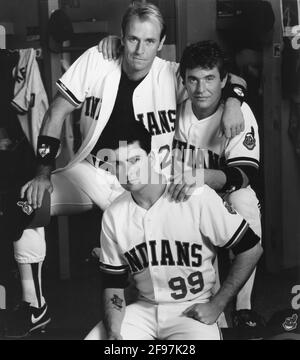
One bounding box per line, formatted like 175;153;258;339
85;119;263;340
169;41;262;334
6;2;246;338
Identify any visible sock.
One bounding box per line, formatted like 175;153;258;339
18;262;45;308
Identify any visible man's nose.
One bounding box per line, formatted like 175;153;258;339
197;79;206;93
135;41;145;54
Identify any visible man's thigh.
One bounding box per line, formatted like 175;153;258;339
51;161;124;216
158;303;221;340
85;301;157;340
120;301;157;340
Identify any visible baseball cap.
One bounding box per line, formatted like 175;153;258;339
264;308;300;340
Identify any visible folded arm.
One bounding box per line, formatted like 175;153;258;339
20;93;76;208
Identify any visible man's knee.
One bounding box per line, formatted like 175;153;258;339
13;228;46;264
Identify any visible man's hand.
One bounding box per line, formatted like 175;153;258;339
107;332;123;340
182;301;223;325
20;175;53;210
220;98;245;139
167;169;204;202
98;35;122;60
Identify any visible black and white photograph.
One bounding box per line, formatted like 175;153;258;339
0;0;300;343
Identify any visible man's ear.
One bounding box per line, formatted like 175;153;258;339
158;35;166;52
221;73;228;89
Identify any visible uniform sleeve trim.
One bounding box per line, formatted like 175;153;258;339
100;262;129;275
223;219;249;249
227;157;259;169
56;80;82;107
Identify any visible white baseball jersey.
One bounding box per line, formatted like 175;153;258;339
100;185;249;304
55;46;187;176
12;49;49;152
174;100;260;172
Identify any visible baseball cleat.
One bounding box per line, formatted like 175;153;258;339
232;309;266;340
4;302;51;339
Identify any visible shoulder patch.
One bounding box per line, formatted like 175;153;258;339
223;200;237;215
243;126;256;150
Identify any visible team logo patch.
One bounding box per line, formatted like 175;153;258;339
282;313;298;332
17;201;34;216
38;144;50;158
223;201;237;215
243;126;256;150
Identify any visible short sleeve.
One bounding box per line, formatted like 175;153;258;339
56;46;101;107
199;186;249;249
225;103;260;169
99;211;129;275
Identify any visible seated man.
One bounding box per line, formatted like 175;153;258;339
85;120;262;340
169;41;262;332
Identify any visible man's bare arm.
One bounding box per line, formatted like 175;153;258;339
20;93;76;208
103;288;126;340
183;242;263;324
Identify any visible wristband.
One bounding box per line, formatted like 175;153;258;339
224;84;246;105
221;166;244;193
37;135;60;167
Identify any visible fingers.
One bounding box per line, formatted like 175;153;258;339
98;36;119;60
98;39;104;54
20;181;31;199
224;127;232;139
217;128;224;138
37;187;46;209
31;184;39;210
106;37;113;60
168;183;186;202
26;183;34;205
240;121;245;133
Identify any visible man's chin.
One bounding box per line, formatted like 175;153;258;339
122;183;144;192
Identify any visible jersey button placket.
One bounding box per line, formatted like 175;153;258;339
144;214;159;302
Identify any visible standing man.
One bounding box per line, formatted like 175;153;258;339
168;41;262;335
85;120;263;340
6;2;246;338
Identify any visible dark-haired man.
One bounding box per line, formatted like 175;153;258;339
170;41;262;333
85;120;262;340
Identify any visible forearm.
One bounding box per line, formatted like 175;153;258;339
103;288;126;338
40;93;75;139
204;169;227;191
211;244;263;311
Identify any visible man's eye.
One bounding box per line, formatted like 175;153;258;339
188;78;197;84
146;39;155;45
128;38;138;43
206;76;215;81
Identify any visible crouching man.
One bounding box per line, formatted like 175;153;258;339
85;120;262;340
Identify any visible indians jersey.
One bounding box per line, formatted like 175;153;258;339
55;46;186;176
174;100;259;173
99;185;249;304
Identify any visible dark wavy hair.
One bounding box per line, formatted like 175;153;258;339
180;41;229;81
